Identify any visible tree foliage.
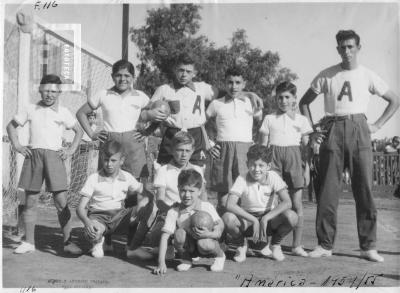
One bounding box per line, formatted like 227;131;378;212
130;4;297;113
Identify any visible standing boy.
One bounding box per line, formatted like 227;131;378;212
154;169;225;274
259;81;313;257
127;131;204;259
206;66;262;211
6;74;83;254
299;30;399;262
76;59;167;180
76;140;148;258
150;54;263;167
223;144;298;262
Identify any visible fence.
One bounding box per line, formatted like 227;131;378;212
372;152;400;194
3;15;114;218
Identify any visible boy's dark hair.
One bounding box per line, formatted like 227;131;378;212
172;131;195;148
276;81;297;96
40;74;62;85
225;66;245;79
112;59;135;77
102;140;125;158
178;169;203;189
247;144;273;164
392;136;400;144
336;30;360;46
175;53;195;67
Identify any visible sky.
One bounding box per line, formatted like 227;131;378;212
3;0;400;139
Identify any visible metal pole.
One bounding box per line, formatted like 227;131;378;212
122;3;129;60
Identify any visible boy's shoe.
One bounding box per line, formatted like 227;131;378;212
64;242;82;255
91;237;105;258
309;245;332;258
271;245;285;261
176;262;192;272
14;242;35;254
292;246;308;257
233;245;247;263
260;244;272;257
210;253;226;272
360;250;384;262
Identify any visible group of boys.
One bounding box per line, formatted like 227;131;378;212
7;29;399;274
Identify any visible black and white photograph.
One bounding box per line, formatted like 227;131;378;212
1;0;400;291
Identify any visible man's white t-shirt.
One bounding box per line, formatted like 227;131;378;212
310;64;389;115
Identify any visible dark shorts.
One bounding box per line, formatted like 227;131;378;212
241;211;274;237
18;148;68;192
270;145;304;190
98;130;149;179
211;141;252;193
157;127;207;166
87;208;132;235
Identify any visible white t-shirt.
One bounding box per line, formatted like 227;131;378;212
230;172;287;213
310;64;389;115
259;113;313;146
13;102;76;151
206;96;254;142
151;82;215;129
153;163;204;206
162;200;221;235
88;88;150;132
80;170;143;211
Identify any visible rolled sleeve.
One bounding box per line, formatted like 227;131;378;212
259;116;270;135
88;90;104;110
161;208;178;234
153;166;167;188
230;176;247;198
80;174;96;198
13;106;29;126
63;109;77;129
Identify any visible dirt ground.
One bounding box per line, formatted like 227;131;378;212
2;192;400;289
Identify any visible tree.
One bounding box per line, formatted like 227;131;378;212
130;3;297;113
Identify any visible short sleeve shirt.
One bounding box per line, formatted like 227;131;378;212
153;163;205;206
310;64;389;115
162;201;221;235
88;89;150;132
13;102;76;151
230;172;287;213
151;82;214;129
206;96;254;142
259;113;313;146
80;170;143;211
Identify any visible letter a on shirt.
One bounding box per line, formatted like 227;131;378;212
338;81;353;102
192;95;202;114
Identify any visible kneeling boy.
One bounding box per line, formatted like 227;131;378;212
154;169;225;275
223;144;298;262
76;140;147;258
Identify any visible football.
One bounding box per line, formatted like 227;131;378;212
190;211;214;231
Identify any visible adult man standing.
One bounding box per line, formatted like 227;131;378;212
299;30;399;262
